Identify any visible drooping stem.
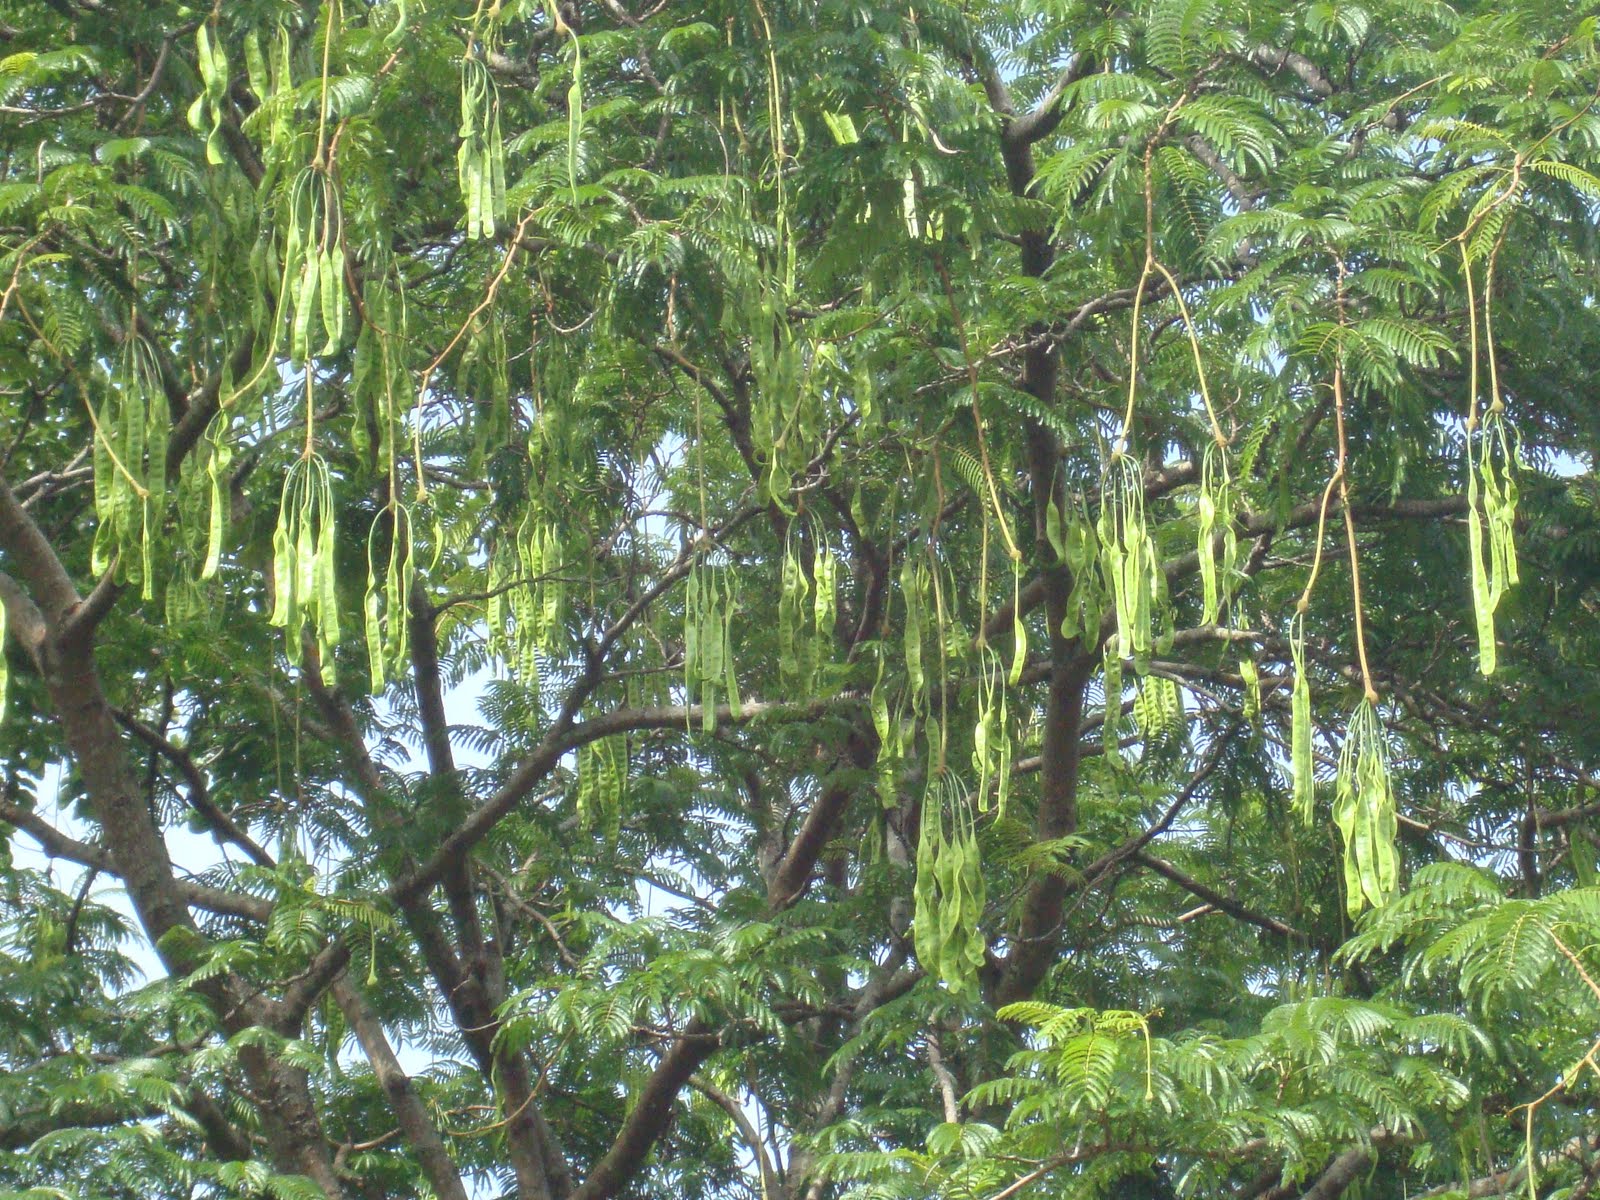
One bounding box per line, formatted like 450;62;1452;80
1460;241;1480;431
1295;460;1341;613
303;362;316;459
1118;99;1191;447
934;253;1020;563
1331;263;1378;704
1484;231;1507;415
313;0;337;170
1150;259;1228;451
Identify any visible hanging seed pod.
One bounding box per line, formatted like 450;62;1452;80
700;565;726;733
201;420;234;581
720;567;741;720
1057;497;1101;642
288;184;321;364
576;741;599;829
1197;442;1239;627
1045;494;1067;562
162;417;224;627
535;521;564;654
1134;674;1182;753
514;509;560;656
972;671;992;800
778;539;809;690
1008;560;1027;687
363;503;415;692
1333;698;1399;916
577;736;626;838
901;557;927;711
457;54;506;239
870;648;903;810
747;294;811;514
913;768;985;999
972;647;1004;813
683;560;702;709
1099;453;1159;670
91;336;170;600
810;535;837;690
187;23;231;166
564;18;583;203
319;242;347;357
269;453;340;685
278;170;348;363
1465;409;1520;677
1290;613;1314;824
683;558;738;731
912;775;944;980
486;549;510;663
243;29;269;104
1240;657;1261;724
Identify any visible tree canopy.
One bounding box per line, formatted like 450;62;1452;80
3;1;1600;1198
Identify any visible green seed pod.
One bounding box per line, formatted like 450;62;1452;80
912;783;942;977
1100;454;1156;667
1240;657;1261;723
1009;563;1027;687
292;256;320;364
1290;614;1313;823
1197;442;1234;626
901;557;925;705
721;569;741;718
202;425;231;581
1466;411;1520;677
1334;698;1398;916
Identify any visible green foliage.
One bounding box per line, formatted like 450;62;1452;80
1;1;1599;1198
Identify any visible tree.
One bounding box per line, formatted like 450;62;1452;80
2;0;1599;1197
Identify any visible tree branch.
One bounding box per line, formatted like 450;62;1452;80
689;1076;782;1200
0;475;344;1197
115;709;274;868
329;975;472;1200
568;1018;722;1200
394;694;854;906
1247;44;1335;98
1132;851;1304;940
0;796;271;921
1296;1144;1375;1200
1003;53;1092;147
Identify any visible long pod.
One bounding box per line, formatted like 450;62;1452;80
1333;699;1398;915
1290;613;1313;823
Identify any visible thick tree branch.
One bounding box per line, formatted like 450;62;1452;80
568;1018;721;1200
0;1084;248;1158
767;726;875;908
329;975;472;1200
1003;53;1092;147
0;476;80;629
395;694;853;905
0;475;345;1197
689;1076;782;1200
1247;44;1335;98
59;563;122;645
0;797;269;922
1296;1144;1375;1200
1186;134;1260;209
0;570;48;666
